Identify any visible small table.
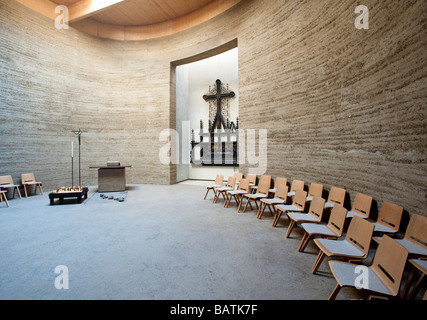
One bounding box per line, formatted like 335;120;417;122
49;187;89;205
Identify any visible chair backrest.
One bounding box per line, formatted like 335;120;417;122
238;179;250;192
290;180;304;193
326;205;347;237
292;190;307;211
274;184;288;200
257;175;271;194
377;201;403;233
351;193;373;218
21;173;36;183
308;183;323;198
403;214;427;250
234;172;243;183
225;176;236;189
0;175;14;185
327;187;346;206
307;196;326;221
345;216;375;257
214;175;224;186
371;235;409;297
247;174;257;185
274;177;287;189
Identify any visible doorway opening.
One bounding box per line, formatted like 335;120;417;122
171;39;239;184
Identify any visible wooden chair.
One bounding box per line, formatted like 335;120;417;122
268;177;287;196
272;190;307;227
298;204;347;253
374;214;427;258
306;183;323;201
286;196;326;238
346;193;372;219
287;179;304;197
0;175;22;199
0;190;9;207
21;173;43;198
240;175;271;213
373;201;403;235
311;216;375;274
247;174;257;193
401;258;427;300
328;235;409;300
233;172;243;186
204;174;223;200
257;184;288;219
324;186;346;209
213;176;236;204
225;178;250;210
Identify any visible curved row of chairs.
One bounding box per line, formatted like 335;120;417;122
0;173;43;207
204;173;427;300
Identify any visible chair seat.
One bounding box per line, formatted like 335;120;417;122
329;261;390;296
276;204;303;212
287;212;317;223
23;181;42;185
207;184;221;189
246;193;267;199
301;223;337;237
287;192;295;196
347;210;368;219
324;202;335;208
315;238;365;258
375;238;427;257
216;186;232;192
1;184;19;188
269;188;276;193
398;239;427;257
261;198;286;205
227;190;246;195
373;222;397;234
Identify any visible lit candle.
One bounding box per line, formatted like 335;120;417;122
72;141;74;157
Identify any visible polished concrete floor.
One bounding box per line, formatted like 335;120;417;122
0;182;365;300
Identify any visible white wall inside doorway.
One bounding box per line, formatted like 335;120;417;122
176;47;239;182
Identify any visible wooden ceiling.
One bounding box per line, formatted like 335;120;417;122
19;0;242;40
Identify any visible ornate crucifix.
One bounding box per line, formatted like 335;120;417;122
203;79;235;132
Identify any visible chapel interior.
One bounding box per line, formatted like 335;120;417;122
0;0;426;302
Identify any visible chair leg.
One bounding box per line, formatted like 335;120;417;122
224;194;231;207
267;204;274;216
237;197;245;212
223;193;229;207
23;184;28;198
204;188;210;200
243;198;251;212
298;232;312;252
257;202;266;219
328;284;341;300
286;220;296;238
1;193;9;207
38;184;43;195
312;251;326;274
16;186;22;199
272;210;282;227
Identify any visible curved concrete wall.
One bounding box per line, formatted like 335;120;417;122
0;0;425;217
